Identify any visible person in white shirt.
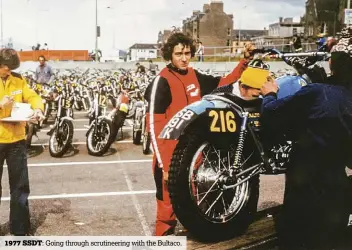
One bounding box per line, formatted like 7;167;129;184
196;41;204;62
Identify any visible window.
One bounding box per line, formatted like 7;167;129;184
226;40;230;46
227;28;231;36
293;28;297;34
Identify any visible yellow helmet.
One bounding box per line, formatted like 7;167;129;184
239;59;270;89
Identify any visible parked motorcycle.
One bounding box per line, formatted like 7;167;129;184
158;49;330;240
47;83;74;157
86;80;114;156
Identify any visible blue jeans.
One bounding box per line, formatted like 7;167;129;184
0;140;30;235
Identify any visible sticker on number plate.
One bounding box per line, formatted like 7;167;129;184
159;109;196;139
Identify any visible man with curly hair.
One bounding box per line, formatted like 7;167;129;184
0;48;44;235
144;32;255;236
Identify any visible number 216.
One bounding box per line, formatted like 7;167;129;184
209;110;236;132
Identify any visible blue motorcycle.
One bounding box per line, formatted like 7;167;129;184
158;49;330;240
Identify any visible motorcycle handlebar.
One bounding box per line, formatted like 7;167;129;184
252;48;329;58
251;48;330;67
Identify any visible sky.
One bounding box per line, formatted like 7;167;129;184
1;0;306;53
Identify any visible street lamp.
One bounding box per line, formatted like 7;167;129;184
107;6;116;50
95;0;99;61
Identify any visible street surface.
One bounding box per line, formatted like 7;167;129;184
0;111;285;249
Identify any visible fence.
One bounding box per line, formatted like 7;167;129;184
190;43;317;63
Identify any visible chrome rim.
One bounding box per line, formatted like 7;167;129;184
189;143;249;223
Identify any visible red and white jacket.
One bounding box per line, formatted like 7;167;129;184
144;59;249;172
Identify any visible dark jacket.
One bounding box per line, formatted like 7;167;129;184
261;83;352;248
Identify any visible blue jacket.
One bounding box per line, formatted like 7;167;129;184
261;83;352;165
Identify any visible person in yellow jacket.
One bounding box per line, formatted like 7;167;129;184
0;48;44;235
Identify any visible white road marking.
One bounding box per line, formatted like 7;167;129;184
0;190;156;201
40;128;88;132
4;159;152;168
39;126;132;132
31;140;133;146
118;152;152;236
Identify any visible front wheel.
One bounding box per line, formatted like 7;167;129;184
141;116;151;154
49;120;74;157
132;111;142;145
168;128;260;241
86;118;113;156
25;123;35;148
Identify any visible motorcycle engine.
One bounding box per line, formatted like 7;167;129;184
270;141;293;168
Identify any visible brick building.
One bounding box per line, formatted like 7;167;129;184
304;0;347;40
181;0;233;54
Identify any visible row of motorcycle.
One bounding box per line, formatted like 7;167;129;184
22;68;154;158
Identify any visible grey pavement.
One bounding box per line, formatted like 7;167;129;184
0;111;284;249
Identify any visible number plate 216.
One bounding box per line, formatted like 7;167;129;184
207;109;239;133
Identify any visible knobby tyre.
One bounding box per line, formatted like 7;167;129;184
132;113;142;145
141;117;151;154
168;128;260;241
25;123;35;148
49;119;74;157
110;110;127;144
86;118;113;156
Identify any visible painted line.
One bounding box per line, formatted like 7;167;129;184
39;126;132;133
124;168;152;236
31;140;133;146
40;128;88;132
4;159;152;168
72;119;89;122
119;152;152;236
0;190;156;201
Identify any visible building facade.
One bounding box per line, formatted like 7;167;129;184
304;0;346;40
269;17;305;37
232;29;268;53
128;44;158;62
181;1;233;54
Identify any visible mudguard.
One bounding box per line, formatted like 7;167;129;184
85;116;109;136
159;95;243;140
47;117;73;136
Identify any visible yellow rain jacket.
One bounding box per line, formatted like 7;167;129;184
0;72;44;143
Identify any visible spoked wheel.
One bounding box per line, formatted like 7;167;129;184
25;123;35;148
49;120;74;157
86;118;113;156
132;113;142;145
168;128;260;241
141;116;151;154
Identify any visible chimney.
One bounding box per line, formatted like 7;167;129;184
193;10;201;16
210;1;224;12
279;17;283;23
284;17;293;23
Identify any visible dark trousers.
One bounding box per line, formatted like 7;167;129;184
0;140;30;235
277;149;352;249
